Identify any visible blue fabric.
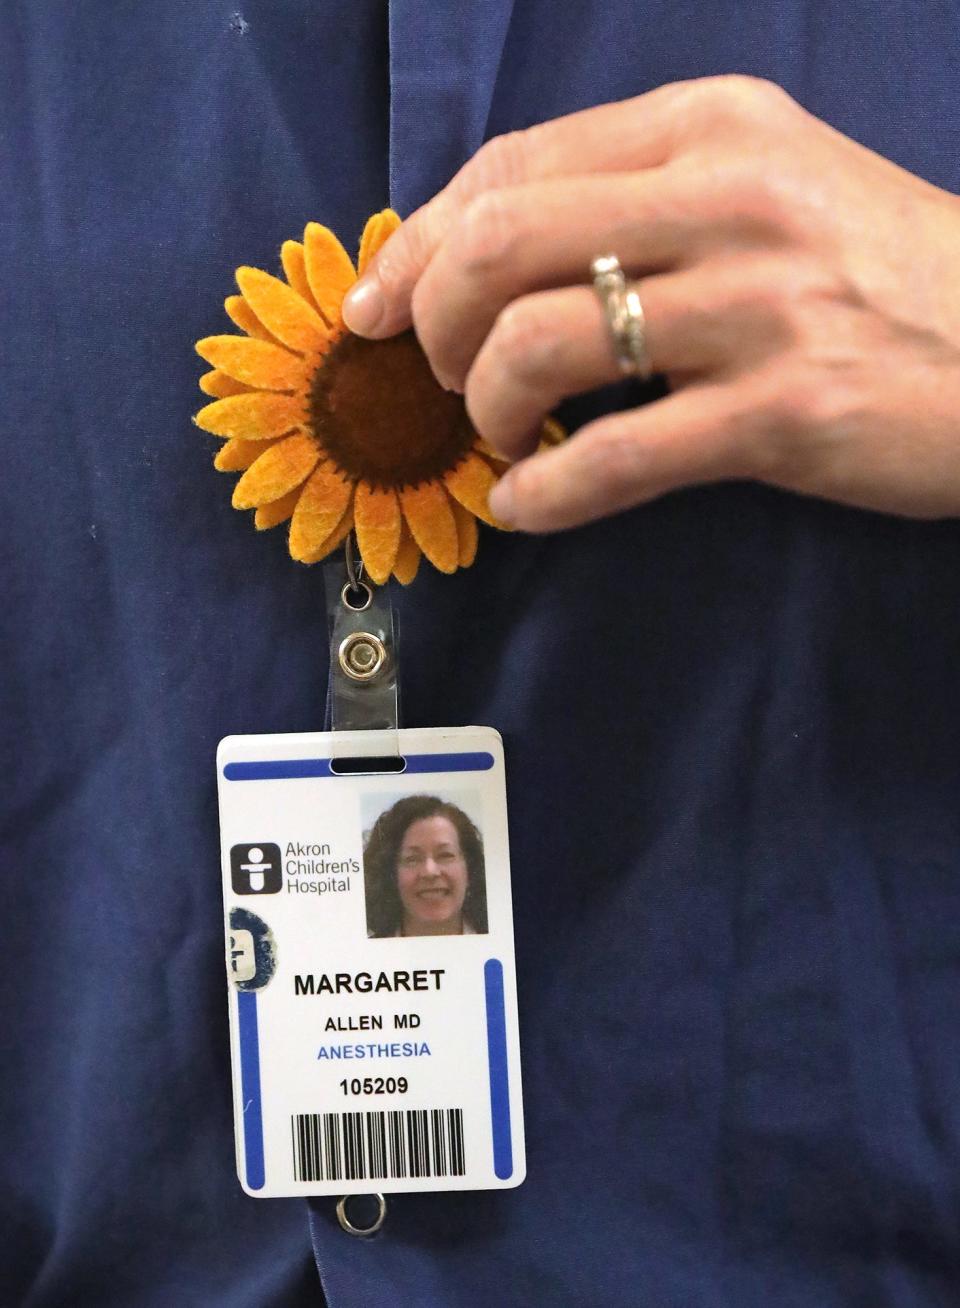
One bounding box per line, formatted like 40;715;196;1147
4;2;960;1305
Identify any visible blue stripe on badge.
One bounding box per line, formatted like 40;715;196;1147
484;958;513;1180
237;989;265;1190
224;752;494;780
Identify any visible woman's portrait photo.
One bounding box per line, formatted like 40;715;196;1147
363;794;489;938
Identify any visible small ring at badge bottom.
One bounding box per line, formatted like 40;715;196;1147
337;1193;387;1237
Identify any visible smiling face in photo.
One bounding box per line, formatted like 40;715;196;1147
396;815;468;934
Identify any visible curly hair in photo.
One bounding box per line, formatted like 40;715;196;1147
364;795;488;937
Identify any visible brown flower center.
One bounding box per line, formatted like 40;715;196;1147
308;330;477;489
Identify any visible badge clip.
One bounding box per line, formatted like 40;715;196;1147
323;535;402;765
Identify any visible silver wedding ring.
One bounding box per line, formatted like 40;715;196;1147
590;253;654;381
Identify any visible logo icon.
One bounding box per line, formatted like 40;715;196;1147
230;843;282;895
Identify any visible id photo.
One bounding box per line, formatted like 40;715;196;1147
362;792;489;938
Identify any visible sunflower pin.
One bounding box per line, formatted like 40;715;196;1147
194;210;563;583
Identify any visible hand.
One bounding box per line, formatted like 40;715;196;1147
342;76;960;530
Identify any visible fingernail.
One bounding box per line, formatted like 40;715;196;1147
342;278;384;335
488;476;516;526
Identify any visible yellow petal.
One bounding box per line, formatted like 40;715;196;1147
225;294;280;344
444;451;506;529
357;209;401;277
354;481;402;584
236;266;332;355
194;392;305;441
255;487;302;530
281;240;322;316
196;336;308;391
540;416;566;447
392;522;422;585
289;461;354;562
474;436;508;462
214;436;283;472
232;433;319;509
303;223;356;327
300;504;355;565
451;499;479;568
398;481;459;574
472;437;511;476
199;369;251;399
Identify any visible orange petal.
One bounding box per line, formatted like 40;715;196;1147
451;499;479;568
232;433;319;509
444;451;506;529
255;487;302;530
225;294;280;344
357;209;401;277
354;481;402;584
300;504;355;565
236;266;332;355
288;461;354;562
392;521;422;585
214;436;283;472
398;481;459;574
196;336;308;391
303;223;356;327
199;369;252;399
281;240;322;316
194;392;305;441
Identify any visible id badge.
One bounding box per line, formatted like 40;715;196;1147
217;725;525;1196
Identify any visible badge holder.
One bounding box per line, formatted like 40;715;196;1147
323;536;402;767
217;538;525;1220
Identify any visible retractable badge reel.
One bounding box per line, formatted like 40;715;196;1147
217;532;525;1235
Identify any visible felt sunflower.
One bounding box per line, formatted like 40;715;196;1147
194;210;563;583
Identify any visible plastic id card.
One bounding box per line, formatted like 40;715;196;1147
217;726;525;1196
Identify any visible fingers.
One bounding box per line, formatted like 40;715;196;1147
462;280;670;461
411;170;693;391
465;258;789;460
341;81;713;340
343;76;801;341
487;384;751;531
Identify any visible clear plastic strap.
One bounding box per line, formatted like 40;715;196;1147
322;547;400;759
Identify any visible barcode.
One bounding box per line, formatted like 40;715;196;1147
291;1108;466;1182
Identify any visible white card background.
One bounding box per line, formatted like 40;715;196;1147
217;726;525;1196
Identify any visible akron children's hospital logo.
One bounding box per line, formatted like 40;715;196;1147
230;843;282;895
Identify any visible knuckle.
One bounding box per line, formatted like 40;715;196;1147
713;159;796;234
463;130;530;193
457;189;523;275
679;75;797;142
489;300;562;382
707;74;794;118
583;419;649;486
755;368;856;476
457;190;518;275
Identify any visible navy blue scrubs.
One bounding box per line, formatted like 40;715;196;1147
4;3;960;1304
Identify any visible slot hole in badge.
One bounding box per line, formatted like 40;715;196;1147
330;754;406;776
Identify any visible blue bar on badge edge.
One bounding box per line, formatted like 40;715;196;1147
237;990;266;1190
484;958;513;1180
224;751;494;781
